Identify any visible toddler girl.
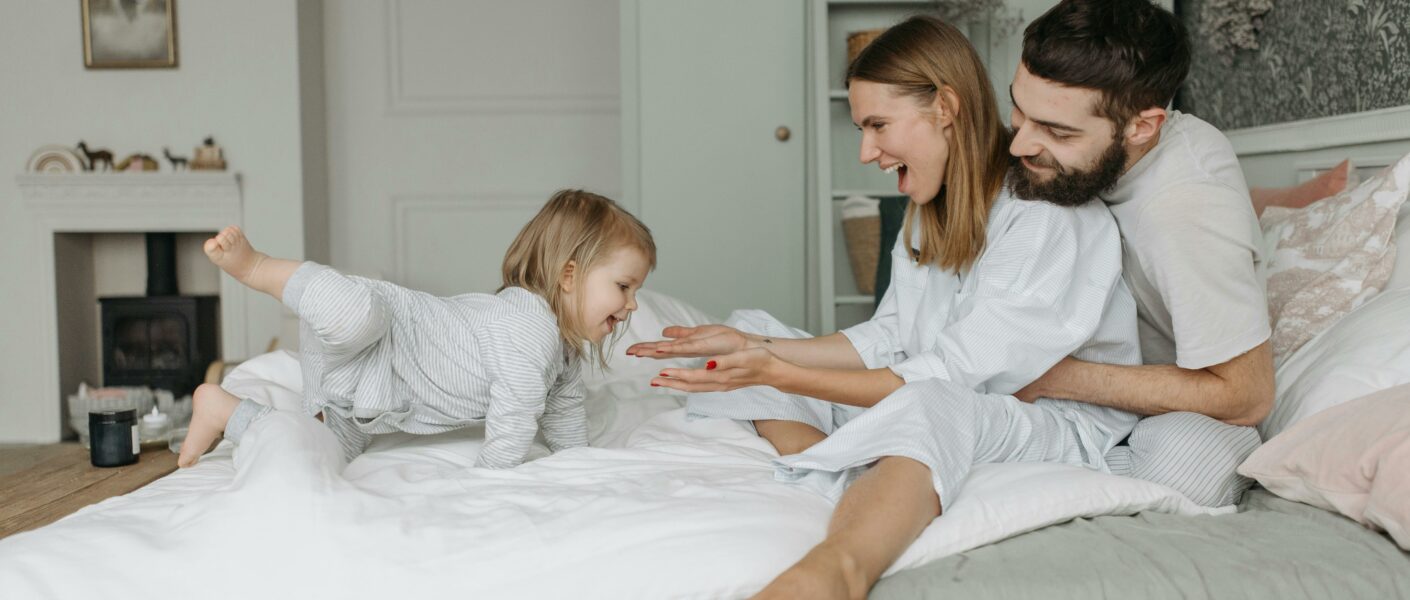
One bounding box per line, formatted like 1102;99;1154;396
177;189;655;470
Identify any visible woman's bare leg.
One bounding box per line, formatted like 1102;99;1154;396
755;419;827;455
204;225;302;301
754;456;940;600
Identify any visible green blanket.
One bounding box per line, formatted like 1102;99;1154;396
874;490;1410;599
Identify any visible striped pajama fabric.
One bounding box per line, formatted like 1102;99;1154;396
235;262;587;469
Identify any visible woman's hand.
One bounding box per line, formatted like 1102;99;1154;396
650;347;784;393
626;324;756;359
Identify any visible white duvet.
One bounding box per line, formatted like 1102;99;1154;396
0;296;1230;599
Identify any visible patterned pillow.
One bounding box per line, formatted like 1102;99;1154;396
1260;152;1410;366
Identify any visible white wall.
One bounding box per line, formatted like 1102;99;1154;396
0;0;620;442
323;0;620;296
0;1;320;441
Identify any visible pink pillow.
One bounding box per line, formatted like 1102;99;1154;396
1251;159;1352;212
1238;383;1410;550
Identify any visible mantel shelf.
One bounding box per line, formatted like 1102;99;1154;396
16;172;239;185
15;172;243;232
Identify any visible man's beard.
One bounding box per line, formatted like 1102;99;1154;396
1007;137;1127;207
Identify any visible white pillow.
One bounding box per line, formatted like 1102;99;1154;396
1261;288;1410;439
887;461;1232;575
221;350;305;411
1384;197;1410;291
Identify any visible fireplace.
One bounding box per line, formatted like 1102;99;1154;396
99;295;218;397
97;232;220;398
13;172;247;443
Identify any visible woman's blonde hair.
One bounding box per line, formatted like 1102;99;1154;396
501;189;656;367
847;15;1010;271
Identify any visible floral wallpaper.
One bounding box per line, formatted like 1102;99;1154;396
1177;0;1410;130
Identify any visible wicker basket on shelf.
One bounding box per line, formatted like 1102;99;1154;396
840;196;882;295
846;28;886;65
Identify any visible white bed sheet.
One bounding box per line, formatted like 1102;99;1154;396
0;296;1231;599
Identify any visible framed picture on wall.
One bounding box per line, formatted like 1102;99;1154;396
81;0;178;69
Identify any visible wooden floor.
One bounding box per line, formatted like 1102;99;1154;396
0;443;178;539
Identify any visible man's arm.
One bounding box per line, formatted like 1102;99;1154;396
1017;341;1274;427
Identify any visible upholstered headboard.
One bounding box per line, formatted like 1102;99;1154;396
1229;105;1410;186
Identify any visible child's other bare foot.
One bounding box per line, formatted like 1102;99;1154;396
204;226;267;287
178;383;241;468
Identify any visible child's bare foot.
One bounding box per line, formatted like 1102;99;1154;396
203;226;301;300
204;226;267;287
178;383;241;468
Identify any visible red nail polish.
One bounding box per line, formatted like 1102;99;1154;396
659;372;668;377
706;360;717;370
650;383;659;387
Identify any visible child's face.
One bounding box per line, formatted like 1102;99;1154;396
566;246;651;343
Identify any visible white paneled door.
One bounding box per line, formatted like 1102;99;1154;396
624;0;808;326
324;0;622;297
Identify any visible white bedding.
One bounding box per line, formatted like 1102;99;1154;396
0;298;1230;599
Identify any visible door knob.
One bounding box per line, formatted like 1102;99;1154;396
775;126;791;142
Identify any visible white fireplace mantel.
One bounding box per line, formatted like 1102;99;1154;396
15;172;248;441
17;173;244;231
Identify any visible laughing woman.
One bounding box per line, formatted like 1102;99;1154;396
626;15;1146;599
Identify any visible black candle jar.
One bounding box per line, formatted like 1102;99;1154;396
89;409;139;468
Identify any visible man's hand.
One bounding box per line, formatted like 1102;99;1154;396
1008;343;1275;426
1014;357;1073;403
651;347;782;393
626;325;757;359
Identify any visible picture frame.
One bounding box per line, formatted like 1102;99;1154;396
81;0;178;69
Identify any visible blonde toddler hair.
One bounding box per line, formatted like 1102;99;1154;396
500;189;656;367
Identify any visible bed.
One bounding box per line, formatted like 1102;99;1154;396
2;142;1409;599
0;311;1233;599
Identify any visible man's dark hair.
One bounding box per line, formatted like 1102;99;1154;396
1021;0;1190;127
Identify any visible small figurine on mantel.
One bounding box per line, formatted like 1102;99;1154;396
190;136;227;171
116;153;160;172
163;147;189;170
26;145;86;173
76;140;114;172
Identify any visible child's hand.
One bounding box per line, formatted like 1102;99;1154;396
626;325;754;358
651;347;779;393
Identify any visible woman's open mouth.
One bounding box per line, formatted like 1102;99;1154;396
884;162;909;192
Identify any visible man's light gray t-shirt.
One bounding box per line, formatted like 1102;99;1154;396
1099;110;1270;369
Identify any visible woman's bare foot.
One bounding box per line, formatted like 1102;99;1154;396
178;383;242;468
753;545;867;600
